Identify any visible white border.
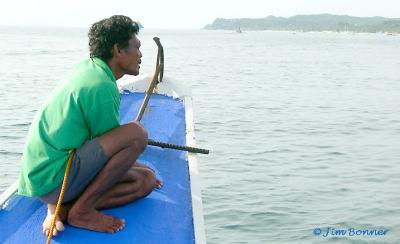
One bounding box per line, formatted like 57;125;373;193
184;97;207;244
0;180;18;209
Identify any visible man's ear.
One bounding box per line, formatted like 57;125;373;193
112;44;121;57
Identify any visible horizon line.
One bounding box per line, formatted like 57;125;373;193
1;13;399;29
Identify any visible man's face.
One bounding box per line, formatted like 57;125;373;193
118;34;142;76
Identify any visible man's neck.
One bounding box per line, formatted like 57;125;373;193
107;59;124;80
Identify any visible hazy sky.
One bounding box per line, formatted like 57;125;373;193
1;0;399;29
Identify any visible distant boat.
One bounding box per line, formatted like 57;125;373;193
236;27;242;33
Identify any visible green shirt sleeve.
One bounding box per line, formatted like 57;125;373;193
85;99;120;138
80;81;121;139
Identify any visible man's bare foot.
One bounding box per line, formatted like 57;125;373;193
67;207;125;233
42;204;71;236
155;178;163;189
129;165;163;189
138;167;163;189
135;161;155;172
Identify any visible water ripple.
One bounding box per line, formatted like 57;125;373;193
2;29;400;244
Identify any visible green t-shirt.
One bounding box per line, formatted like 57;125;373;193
18;57;120;197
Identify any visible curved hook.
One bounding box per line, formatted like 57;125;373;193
153;37;164;82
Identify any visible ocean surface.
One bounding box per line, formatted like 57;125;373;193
1;27;400;243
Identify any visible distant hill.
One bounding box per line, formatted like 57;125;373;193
204;14;400;33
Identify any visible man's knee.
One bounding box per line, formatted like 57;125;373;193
125;122;148;151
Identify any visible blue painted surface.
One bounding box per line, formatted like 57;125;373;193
0;92;195;244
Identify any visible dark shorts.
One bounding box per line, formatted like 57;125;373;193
39;138;109;204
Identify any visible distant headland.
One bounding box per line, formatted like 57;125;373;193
204;14;400;33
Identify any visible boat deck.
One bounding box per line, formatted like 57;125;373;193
0;92;198;244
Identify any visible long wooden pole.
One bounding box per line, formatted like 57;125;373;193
135;37;162;122
136;37;209;154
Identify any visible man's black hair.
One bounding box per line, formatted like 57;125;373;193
88;15;139;61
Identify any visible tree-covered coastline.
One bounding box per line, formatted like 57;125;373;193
204;14;400;33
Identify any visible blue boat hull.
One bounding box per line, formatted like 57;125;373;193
0;92;198;244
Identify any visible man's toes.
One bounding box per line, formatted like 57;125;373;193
115;217;124;225
120;218;126;228
56;221;65;231
107;225;117;233
113;218;125;229
45;229;51;236
52;228;58;236
117;220;125;230
156;179;163;188
111;224;120;233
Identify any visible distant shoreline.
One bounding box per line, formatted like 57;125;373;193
204;14;400;33
203;29;399;36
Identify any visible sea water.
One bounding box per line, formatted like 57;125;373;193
1;27;400;243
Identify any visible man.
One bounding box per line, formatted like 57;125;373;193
18;15;162;236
